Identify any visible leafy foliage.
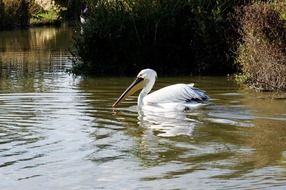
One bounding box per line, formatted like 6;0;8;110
72;0;249;75
0;0;29;29
236;1;286;91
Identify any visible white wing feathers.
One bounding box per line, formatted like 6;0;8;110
143;84;208;105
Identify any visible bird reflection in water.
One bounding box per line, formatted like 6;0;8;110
113;104;203;137
137;108;202;137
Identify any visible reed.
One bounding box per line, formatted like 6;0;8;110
72;0;248;75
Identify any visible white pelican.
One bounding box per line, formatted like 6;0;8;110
112;69;209;111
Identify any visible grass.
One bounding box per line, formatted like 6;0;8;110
30;10;61;26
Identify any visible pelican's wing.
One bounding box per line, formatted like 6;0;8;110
144;84;208;105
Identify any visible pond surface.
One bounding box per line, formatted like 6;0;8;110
0;26;286;190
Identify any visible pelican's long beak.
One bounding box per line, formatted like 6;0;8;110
112;77;144;107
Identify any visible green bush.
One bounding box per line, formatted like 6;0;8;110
72;0;249;76
0;0;29;29
0;0;66;29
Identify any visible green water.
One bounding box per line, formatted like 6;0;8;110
0;26;286;190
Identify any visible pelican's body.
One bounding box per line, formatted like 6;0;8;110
113;69;208;111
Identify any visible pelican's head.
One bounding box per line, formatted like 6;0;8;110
112;69;157;107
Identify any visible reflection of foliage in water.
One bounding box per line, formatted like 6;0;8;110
0;26;73;91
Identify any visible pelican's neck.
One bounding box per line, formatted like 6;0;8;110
138;91;146;108
137;78;156;108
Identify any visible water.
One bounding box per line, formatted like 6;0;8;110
0;26;286;190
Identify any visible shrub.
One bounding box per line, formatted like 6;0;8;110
72;0;247;76
236;1;286;91
0;0;29;29
0;0;66;29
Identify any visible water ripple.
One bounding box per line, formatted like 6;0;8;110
1;27;286;190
